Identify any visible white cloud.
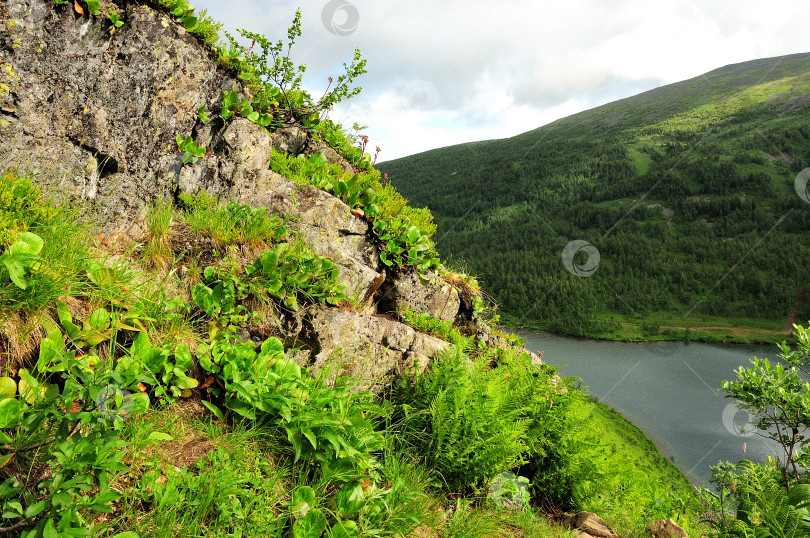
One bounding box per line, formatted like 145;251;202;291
192;0;810;160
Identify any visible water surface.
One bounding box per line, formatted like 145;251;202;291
517;330;782;485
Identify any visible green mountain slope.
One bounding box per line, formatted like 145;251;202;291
379;53;810;340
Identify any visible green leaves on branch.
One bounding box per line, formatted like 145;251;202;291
196;334;386;482
192;242;345;326
176;134;205;166
293;151;440;274
722;324;810;490
215;9;366;127
245;243;346;311
219;91;276;128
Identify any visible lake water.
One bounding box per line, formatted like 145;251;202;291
517;329;783;485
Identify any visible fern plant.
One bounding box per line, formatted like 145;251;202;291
392;341;565;491
721;461;810;538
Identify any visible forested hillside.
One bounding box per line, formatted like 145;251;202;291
379;53;810;340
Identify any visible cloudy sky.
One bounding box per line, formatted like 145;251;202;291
193;0;810;162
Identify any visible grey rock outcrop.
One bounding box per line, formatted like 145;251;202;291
1;5;222;239
0;2;460;387
379;271;461;321
301;308;449;387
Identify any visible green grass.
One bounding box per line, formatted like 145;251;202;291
179;191;288;247
567;398;704;537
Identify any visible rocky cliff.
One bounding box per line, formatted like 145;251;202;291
0;1;531;384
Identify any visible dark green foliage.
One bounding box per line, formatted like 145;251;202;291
175;134;205;165
379;53;810;335
722;325;810;489
271;150;442;274
392;341;569;491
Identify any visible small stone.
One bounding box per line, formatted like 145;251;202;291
646;518;688;538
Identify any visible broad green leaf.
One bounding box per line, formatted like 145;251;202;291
174;344;193;370
43;519;58;538
336;481;365;516
0;378;15;398
308;152;328;169
147;432;174;442
260;337;284;358
201;400;224;420
130;393;149;415
89;308;110;331
24;500;48;518
2;257;27;289
85;0;101;15
291;486;316;518
11;232;43;256
406;226;421;244
173;374;199;390
330;521;359;538
293;508;326;538
181;15;197;30
0;454;15;470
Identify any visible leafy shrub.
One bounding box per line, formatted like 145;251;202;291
217;9;366;126
191;242;345;320
707;460;810;538
0;321;156;535
176;134;206;165
392;341;567;491
722;324;810;489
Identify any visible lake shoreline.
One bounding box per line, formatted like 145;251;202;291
505;317;791;346
515;329;781;485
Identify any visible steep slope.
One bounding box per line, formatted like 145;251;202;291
379;53;810;340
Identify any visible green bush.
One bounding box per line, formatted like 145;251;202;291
271;150;441;273
392;341;568;491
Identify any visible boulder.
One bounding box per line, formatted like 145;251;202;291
0;4;222;239
559;511;620;538
646;519;687;538
379;271;460;321
300;308;449;388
